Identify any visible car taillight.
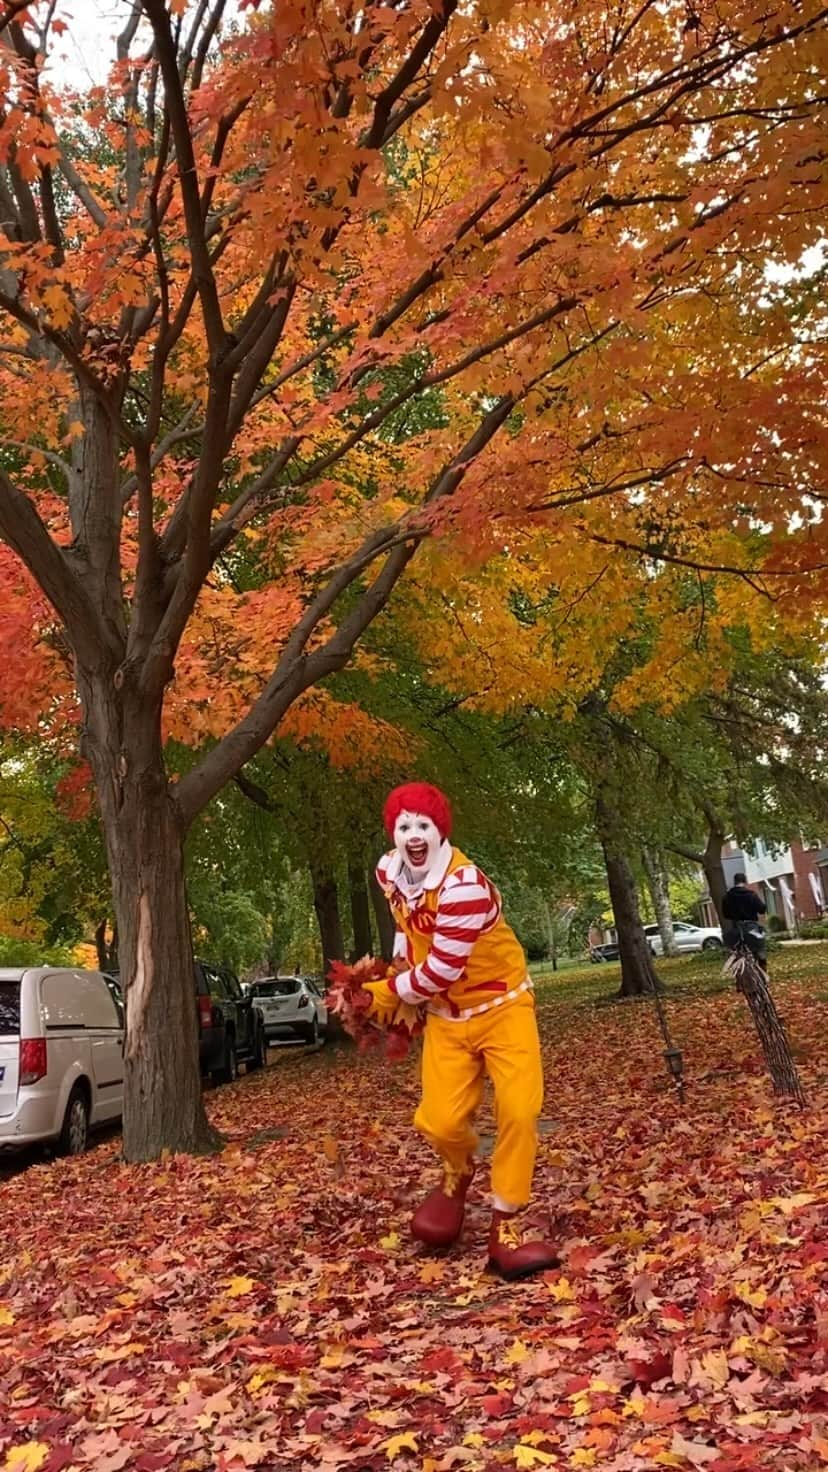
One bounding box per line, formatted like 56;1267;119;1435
19;1038;47;1086
198;996;213;1030
297;994;309;1008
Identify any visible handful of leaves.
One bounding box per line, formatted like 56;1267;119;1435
326;955;423;1060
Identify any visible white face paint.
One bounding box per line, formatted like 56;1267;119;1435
393;810;442;876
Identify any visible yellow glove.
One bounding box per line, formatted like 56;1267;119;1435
363;978;422;1035
363;978;400;1026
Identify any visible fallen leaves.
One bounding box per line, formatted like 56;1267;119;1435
382;1431;419;1460
223;1276;256;1299
2;1450;48;1472
0;968;826;1470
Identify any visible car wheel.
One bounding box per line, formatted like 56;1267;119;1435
213;1037;238;1084
702;937;723;950
304;1015;320;1046
58;1084;90;1156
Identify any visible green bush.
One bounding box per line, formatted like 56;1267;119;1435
0;935;76;967
766;914;786;933
799;920;828;940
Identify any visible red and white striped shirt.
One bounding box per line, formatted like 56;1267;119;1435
383;861;501;1005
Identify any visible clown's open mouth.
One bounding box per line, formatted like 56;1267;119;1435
406;839;429;867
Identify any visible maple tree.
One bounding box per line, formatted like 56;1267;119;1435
0;0;825;1158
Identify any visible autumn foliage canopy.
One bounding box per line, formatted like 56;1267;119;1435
0;0;824;771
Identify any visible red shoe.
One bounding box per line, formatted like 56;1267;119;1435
487;1210;560;1280
412;1162;475;1247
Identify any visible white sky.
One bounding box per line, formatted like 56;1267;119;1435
46;2;151;90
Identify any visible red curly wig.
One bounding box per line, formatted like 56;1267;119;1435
383;783;453;841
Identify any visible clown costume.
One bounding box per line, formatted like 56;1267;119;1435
365;782;558;1280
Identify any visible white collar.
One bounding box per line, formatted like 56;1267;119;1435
385;839;453;898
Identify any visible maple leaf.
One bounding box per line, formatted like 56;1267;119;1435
3;1448;49;1472
513;1448;557;1469
382;1432;419;1461
223;1276;256;1298
419;1260;446;1284
40;284;73;329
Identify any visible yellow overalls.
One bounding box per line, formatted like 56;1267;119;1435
387;847;544;1208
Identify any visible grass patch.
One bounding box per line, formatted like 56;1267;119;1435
530;941;828;1008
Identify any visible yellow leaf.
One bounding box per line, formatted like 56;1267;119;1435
702;1348;729;1387
94;1340;146;1363
571;1452;597;1468
380;1231;401;1251
4;1447;49;1472
505;1338;529;1364
322;1134;340;1165
733;1281;768;1309
770;1192;817;1215
513;1448;557;1469
246;1366;279;1393
419;1259;446;1284
41;283;73;329
463;1433;485;1448
547;1277;574;1301
0;1306;14;1327
224;1275;256;1298
382;1431;419;1460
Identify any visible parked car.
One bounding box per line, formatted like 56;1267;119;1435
247;975;328;1045
644;922;723;956
589;942;620;963
0;967;124;1155
195;962;267;1082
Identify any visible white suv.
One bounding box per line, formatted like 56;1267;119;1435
247;976;327;1046
645;922;723;956
0;967;124;1155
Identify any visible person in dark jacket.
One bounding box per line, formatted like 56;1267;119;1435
722;873;768;968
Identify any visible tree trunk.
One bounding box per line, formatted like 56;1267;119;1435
348;862;374;960
642;846;679;956
80;674;218;1163
702;818;728;928
725;947;805;1104
543;901;558;971
309;855;345;977
369;862;395;962
596;797;663;998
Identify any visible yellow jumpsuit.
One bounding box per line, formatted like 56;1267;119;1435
379;846;543;1208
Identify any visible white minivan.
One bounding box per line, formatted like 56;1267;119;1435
0;967;124;1155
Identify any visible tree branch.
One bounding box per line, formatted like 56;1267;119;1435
175;394;515;825
142;0;227;358
0;469;105;667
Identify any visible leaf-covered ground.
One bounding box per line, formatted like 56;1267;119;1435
1;951;827;1472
